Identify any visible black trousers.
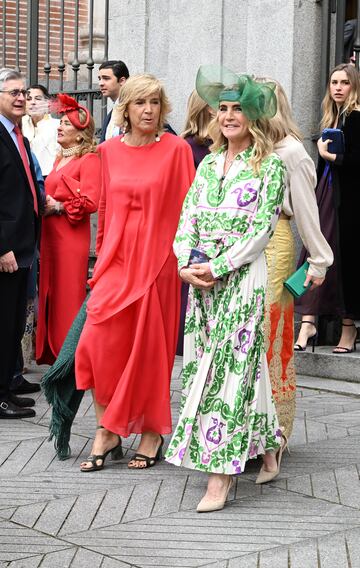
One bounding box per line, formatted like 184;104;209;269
0;268;29;398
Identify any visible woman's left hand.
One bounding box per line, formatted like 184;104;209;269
44;194;63;216
190;262;215;283
317;137;336;162
304;272;325;291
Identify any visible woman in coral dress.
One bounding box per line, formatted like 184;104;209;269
75;75;195;472
36;95;100;365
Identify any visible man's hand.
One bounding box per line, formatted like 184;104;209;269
0;251;18;273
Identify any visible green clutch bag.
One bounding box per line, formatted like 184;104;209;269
283;261;311;298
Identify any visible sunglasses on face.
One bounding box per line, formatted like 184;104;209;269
0;89;28;98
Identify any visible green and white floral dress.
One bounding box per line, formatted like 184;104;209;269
165;146;285;475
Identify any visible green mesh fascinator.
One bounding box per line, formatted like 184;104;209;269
196;65;277;121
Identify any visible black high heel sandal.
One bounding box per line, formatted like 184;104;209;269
294;321;317;353
333;322;358;354
80;425;123;472
128;435;164;469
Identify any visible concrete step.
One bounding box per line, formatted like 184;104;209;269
295;345;360;382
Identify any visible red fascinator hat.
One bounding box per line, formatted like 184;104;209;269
52;93;90;130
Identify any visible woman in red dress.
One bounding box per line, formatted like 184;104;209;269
75;74;195;472
36;95;100;365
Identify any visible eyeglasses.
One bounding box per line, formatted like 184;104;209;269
0;89;28;98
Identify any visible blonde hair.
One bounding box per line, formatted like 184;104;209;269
255;77;302;143
208;114;274;175
57;109;97;159
114;73;171;133
321;63;360;129
181;90;212;144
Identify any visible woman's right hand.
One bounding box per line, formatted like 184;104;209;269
179;267;216;290
304;272;325;290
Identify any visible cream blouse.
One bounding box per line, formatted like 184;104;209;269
275;135;333;278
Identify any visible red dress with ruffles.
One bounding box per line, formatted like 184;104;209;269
75;133;195;437
36;153;101;364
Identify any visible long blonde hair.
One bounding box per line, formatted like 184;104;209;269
255;77;302;143
321;63;360;129
208;114;274;175
181;90;212;144
114;74;171;133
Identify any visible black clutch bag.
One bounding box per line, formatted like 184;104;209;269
283;262;311;298
188;247;209;266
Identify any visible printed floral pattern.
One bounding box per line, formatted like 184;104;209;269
165;146;285;474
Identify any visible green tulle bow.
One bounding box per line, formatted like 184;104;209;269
196;65;277;121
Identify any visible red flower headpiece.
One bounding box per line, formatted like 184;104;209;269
52;93;90;130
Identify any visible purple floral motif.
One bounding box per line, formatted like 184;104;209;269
190;217;197;225
201;452;211;464
178;447;186;460
232;459;242;474
255;369;261;381
235;327;252;354
249;442;258;458
206;418;225;444
232;183;258;207
185;424;193;435
196;346;204;358
275;428;283;439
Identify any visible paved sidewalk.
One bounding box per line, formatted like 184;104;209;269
1;357;360;568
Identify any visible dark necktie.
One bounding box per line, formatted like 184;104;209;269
14;125;38;215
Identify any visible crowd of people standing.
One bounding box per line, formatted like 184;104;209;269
0;56;358;513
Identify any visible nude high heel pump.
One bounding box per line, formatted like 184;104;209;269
196;476;233;513
255;434;288;485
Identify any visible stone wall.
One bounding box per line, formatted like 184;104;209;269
108;0;323;153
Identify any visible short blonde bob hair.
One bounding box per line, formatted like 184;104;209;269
114;73;171;133
57;109;97;158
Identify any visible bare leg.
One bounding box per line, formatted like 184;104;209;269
294;315;316;350
80;391;120;470
333;318;357;353
196;473;233;512
128;431;163;468
261;450;278;473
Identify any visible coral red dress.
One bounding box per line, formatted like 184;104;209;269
75;133;195;437
36;153;101;365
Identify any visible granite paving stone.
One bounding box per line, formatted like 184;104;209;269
1;363;360;566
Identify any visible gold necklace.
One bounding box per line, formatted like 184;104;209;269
120;133;160;145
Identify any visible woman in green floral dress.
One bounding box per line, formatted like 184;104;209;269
165;66;286;512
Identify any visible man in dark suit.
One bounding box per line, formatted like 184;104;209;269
98;60;130;142
0;68;42;418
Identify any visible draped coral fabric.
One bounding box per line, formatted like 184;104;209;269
36;153;101;364
75;133;195;437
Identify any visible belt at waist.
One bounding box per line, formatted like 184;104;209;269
279;212;291;220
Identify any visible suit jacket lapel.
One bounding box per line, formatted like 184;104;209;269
0;122;38;197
